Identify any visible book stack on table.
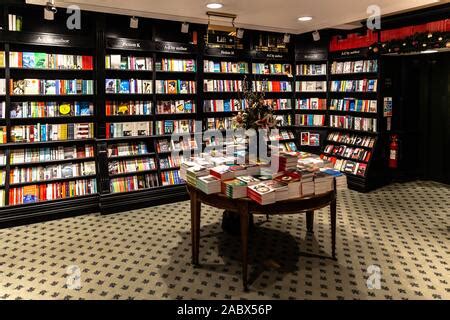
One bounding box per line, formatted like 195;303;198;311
182;151;344;205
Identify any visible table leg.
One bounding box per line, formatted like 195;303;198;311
239;202;249;291
330;199;337;260
191;190;201;266
306;210;314;233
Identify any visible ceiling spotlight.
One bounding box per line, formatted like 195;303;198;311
438;37;443;41
44;0;57;20
236;28;244;39
298;16;313;22
283;33;291;43
312;30;320;41
206;2;223;9
130;16;139;29
181;22;189;33
427;33;433;38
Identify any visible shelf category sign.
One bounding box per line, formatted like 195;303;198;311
250;50;290;60
106;38;196;53
8;32;92;47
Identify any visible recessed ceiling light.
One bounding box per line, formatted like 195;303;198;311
298;16;313;21
206;3;223;9
421;50;438;54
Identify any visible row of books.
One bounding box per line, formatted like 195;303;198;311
329;115;377;132
252;63;292;76
204;80;243;92
106;101;151;116
110;174;160;193
156;100;194;114
330;79;377;92
266;99;292;110
156;139;197;153
0;101;5;118
155;119;195;135
106;79;152;94
9;178;97;205
329;98;377;113
253;81;292;92
10;161;96;184
11;79;94;95
0;151;5;165
206;117;233;130
322;156;368;177
10;145;95;164
0;170;5;187
155;59;196;72
108;142;150;158
0;190;4;207
324;144;372;162
203;99;246;112
330;60;378;74
295;114;326;126
108;158;156;175
204;61;248;74
296;98;326;110
159;156;180;169
11;101;93;118
327;132;376;148
0;79;5;95
279;141;298;152
267;130;295;141
276;114;293;126
161;170;183;186
300;132;320;146
156;80;196;94
296;64;327;76
296;81;326;92
8;14;23;32
9;52;94;70
105;55;152;71
0;127;7;144
0;52;4;68
11;123;94;143
106;122;152;138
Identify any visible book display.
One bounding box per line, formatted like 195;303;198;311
324;49;382;191
0;30;99;214
0;5;390;223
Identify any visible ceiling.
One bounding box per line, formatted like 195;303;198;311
26;0;446;34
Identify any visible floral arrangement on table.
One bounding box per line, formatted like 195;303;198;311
232;76;278;130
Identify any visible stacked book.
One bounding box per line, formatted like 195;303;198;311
321;168;347;191
186;166;210;186
314;172;334;195
222;179;248;199
273;152;299;172
274;171;301;198
247;182;276;205
196;175;221;194
298;169;315;197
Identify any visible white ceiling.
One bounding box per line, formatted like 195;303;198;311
27;0;445;34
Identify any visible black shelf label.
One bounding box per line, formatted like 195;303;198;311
251;50;290;60
204;47;245;58
296;50;327;61
330;47;372;59
5;32;93;48
154;41;196;54
106;37;153;51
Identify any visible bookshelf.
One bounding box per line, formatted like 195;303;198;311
294;45;329;153
322;47;383;191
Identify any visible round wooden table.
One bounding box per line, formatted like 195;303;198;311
187;184;337;291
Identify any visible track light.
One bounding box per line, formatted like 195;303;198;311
236;28;244;39
44;0;57;21
130;16;139;29
283;33;291;43
181;22;189;33
312;30;320;41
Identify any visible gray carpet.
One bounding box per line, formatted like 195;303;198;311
0;180;449;300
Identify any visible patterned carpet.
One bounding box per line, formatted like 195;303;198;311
0;180;449;300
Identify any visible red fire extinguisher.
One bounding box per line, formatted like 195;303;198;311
389;134;399;169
